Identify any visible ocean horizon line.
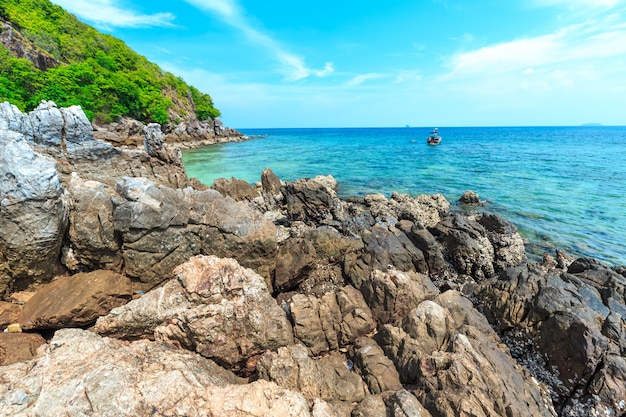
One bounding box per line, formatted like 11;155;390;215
236;124;625;130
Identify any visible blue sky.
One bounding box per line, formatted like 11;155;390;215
50;0;626;128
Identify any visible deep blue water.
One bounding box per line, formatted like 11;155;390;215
182;126;626;266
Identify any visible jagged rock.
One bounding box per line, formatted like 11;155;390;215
282;176;342;223
0;101;32;136
459;190;481;205
477;261;626;413
212;177;259;201
65;174;122;271
288;286;376;356
107;177;277;286
274;237;318;291
357;269;439;326
0;328;328;417
257;344;368;404
345;223;428;289
365;192;450;229
352;390;433;417
0;332;45;366
398;220;447;276
27;101;115;160
18;270;132;330
349;337;403;394
93;256;294;372
376;293;556;417
0;129;68;297
143;123;184;166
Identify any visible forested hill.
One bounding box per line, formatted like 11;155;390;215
0;0;220;125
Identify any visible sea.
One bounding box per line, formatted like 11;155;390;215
182;126;626;267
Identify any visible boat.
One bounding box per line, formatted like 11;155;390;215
427;128;442;145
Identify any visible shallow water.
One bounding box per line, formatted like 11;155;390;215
182;126;626;266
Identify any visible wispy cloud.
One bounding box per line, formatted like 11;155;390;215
530;0;624;8
442;18;626;79
346;73;388;86
50;0;175;29
183;0;333;81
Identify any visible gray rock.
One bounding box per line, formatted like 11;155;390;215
0;101;32;138
0;130;68;297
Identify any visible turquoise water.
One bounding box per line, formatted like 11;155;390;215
182;127;626;266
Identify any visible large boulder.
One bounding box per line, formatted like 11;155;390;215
0;129;68;297
18;270;132;330
65;174;123;271
93;256;294;372
0;328;326;417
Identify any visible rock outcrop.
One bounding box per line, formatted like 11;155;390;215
0;102;624;417
0;329;325;417
94;256;293;373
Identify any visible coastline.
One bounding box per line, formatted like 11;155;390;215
1;102;625;417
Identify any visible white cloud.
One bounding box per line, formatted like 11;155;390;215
531;0;624;8
346;73;387;86
50;0;175;29
442;18;626;80
182;0;333;81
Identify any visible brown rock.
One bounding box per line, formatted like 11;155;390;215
18;270;132;330
0;301;20;329
212;177;259;201
257;344;368;404
349;337;402;394
0;332;45;365
358;269;439;326
289;286;376;356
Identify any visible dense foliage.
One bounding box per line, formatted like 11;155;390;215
0;0;220;123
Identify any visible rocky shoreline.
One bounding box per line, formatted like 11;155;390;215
93;114;248;149
1;102;624;417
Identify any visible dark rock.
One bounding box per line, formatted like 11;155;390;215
212;177;258;201
274;238;317;291
459;190;480;205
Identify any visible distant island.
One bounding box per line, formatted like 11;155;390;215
580;123;603;126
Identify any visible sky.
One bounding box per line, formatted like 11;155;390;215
49;0;626;128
